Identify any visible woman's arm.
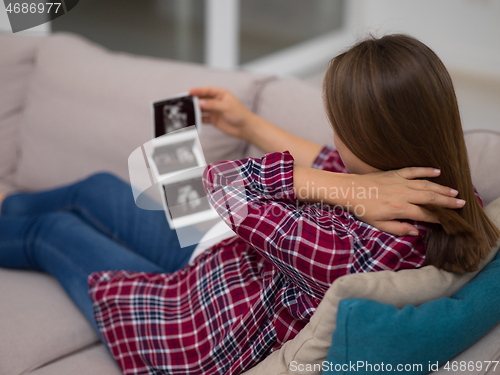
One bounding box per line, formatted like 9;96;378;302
189;86;323;167
294;164;465;237
203;152;437;297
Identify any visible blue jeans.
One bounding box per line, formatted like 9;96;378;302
0;172;196;334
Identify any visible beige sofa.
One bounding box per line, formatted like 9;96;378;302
1;33;499;375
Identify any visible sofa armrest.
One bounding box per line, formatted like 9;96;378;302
0;34;40;186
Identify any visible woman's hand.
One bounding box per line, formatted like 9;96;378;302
189;87;256;140
352;167;465;236
294;166;465;236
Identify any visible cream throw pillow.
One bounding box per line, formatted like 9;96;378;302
241;197;500;375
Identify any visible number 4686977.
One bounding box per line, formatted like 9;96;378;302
6;3;63;14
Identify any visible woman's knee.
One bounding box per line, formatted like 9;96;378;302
83;172;126;190
77;172;131;203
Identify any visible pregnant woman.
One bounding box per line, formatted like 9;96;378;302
1;34;498;375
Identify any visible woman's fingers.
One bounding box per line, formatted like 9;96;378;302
407;178;458;197
409;190;466;209
189;86;225;99
371;220;421;237
190;87;228;113
394;204;441;224
198;98;226;112
395;167;441;180
396;167;457;196
394;167;465;207
367;205;439;236
355;166;467;235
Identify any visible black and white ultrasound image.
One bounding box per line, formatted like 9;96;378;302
163;177;211;218
152;139;198;175
154;96;196;137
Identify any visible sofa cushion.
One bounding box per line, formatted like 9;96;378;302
27;344;121;375
14;33;272;190
325;249;500;375
0;269;99;375
0;34;40;188
241;197;500;375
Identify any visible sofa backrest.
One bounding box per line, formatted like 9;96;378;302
246;77;332;158
1;33;499;205
1;33;273;191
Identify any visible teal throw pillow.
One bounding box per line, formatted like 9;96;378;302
322;249;500;375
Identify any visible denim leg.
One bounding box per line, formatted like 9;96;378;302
0;212;165;333
2;172;195;272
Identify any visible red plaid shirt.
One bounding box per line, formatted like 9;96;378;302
88;146;428;375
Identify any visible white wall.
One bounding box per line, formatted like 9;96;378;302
0;1;11;32
301;0;500;132
245;0;500;81
352;0;500;80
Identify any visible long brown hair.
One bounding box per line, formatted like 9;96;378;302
323;34;499;273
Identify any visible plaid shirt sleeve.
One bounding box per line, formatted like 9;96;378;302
203;149;427;299
311;145;348;173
